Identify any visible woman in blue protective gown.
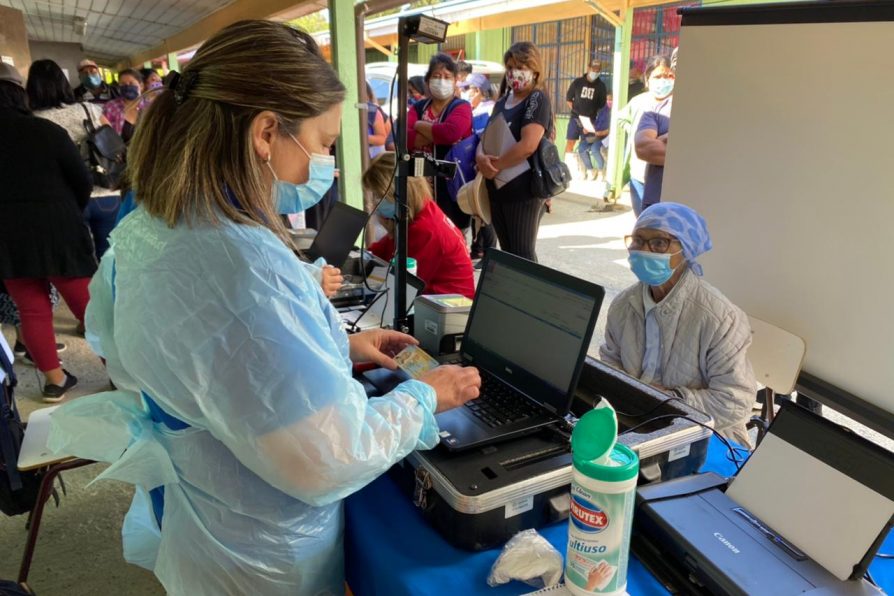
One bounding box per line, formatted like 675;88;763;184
47;21;481;595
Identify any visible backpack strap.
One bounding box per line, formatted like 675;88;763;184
80;102;97;135
0;340;16;392
0;342;23;491
413;98;429;121
523;90;553;138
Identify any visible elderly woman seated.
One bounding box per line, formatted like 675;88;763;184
600;203;756;447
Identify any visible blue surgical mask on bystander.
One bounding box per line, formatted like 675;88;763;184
376;199;396;220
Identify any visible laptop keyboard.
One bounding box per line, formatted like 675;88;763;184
464;372;541;428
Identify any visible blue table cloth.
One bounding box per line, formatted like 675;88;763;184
345;436;893;595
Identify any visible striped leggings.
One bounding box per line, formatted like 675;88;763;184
490;198;546;263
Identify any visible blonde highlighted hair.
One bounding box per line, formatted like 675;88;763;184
128;20;346;238
362;152;431;222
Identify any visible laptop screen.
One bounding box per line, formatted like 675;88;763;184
727;403;894;580
308;201;369;267
462;250;604;414
352;266;424;330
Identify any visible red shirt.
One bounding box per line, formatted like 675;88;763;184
407;100;473;156
369;200;475;299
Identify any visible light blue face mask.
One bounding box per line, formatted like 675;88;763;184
376;198;396;220
267;133;336;215
628;250;682;286
650;78;674;99
81;73;102;89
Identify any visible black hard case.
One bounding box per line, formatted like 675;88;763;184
389;358;715;550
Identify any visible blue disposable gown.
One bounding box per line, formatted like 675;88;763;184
48;208;440;595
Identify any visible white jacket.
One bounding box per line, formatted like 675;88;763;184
600;268;756;448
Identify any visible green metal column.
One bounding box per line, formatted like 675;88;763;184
417;42;438;64
329;0;363;210
607;7;633;200
167;52;180;73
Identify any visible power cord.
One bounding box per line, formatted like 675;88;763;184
611;394;684;419
359;69;405;296
620;413;749;472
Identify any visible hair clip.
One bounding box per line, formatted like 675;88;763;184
164;70;199;105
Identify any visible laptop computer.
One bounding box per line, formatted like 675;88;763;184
341;265;425;331
633;402;894;595
435;249;605;452
299;201;368;268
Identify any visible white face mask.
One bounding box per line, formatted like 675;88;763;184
587;71;598;82
429;78;455;100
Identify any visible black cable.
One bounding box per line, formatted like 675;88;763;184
359;69;401;296
613;394;683;419
620;413;747;472
865;570;878;587
877;553;894;559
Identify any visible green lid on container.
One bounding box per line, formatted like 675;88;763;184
574;443;639;482
572;401;639;482
571;401;617;464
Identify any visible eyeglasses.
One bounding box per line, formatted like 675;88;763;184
624;234;677;253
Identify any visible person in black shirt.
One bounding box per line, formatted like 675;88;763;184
0;63;95;399
564;59;607;161
73;59;120;104
476;42;553;262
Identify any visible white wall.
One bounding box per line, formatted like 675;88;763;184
665;16;893;416
28;41;84;87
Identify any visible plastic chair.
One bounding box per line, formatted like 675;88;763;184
745;315;806;445
15;406;93;584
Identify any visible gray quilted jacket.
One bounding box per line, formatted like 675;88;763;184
600;268;756;448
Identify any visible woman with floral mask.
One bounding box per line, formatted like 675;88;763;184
600;203;755;448
475;41;553;262
408;53;474;232
101;69;144;143
634;55;676;211
48;21;480;594
615;54;672;215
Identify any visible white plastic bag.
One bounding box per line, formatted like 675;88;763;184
487;529;564;588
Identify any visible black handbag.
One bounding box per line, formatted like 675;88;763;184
80;103;126;190
0;344;43;517
528;95;571;199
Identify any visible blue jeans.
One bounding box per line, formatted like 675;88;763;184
629;179;645;216
578;136;606;172
84;194;121;260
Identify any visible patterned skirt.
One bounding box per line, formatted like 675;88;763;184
0;282;60;326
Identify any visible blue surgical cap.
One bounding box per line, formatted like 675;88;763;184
634;203;712;276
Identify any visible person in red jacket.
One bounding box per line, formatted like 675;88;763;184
363;152;475;299
407;53;473;233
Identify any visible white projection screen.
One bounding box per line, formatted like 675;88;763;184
664;2;894;429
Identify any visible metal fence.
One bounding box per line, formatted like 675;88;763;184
512;17;588;116
630;1;700;70
501;2;700;115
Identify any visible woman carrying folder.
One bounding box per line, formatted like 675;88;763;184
475;41;553;262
